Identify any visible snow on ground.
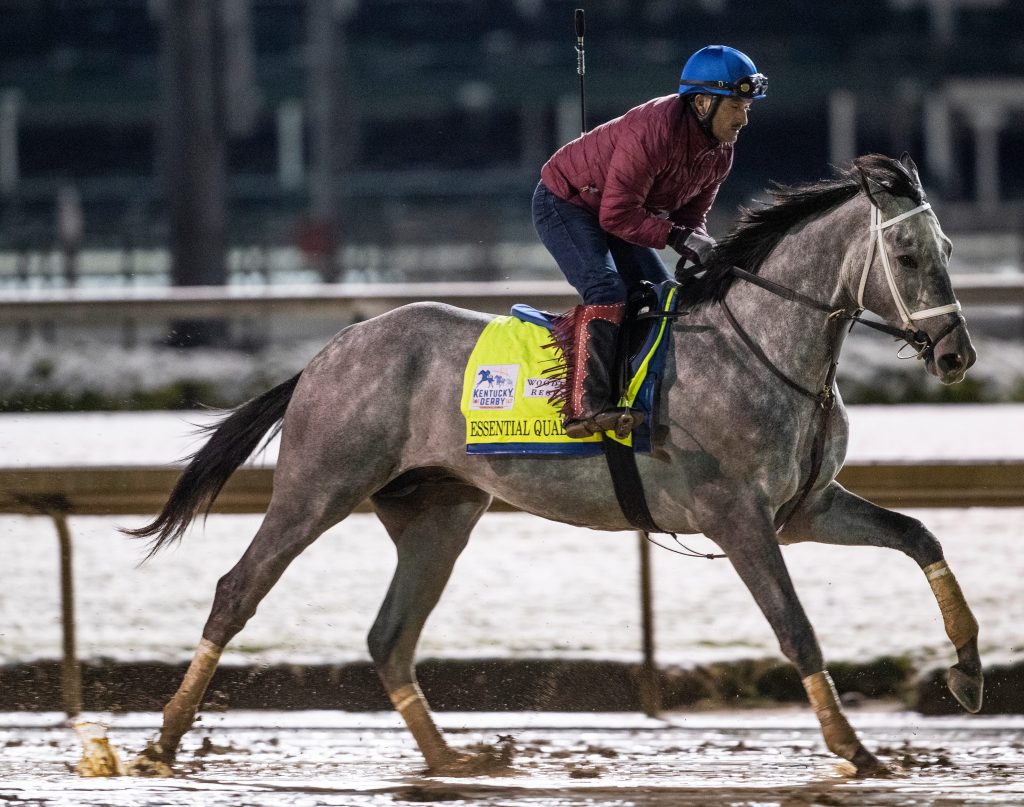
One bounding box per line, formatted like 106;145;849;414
2;405;1023;467
1;509;1021;669
1;324;1023;410
1;407;1021;669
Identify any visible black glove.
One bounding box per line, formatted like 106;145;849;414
668;226;717;267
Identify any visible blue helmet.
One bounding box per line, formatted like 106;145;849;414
678;45;767;100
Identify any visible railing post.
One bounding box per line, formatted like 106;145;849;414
19;493;83;719
52;510;82;719
637;531;661;717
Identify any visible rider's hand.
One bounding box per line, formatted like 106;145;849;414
668;226;717;268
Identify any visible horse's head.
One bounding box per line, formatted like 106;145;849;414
851;153;976;385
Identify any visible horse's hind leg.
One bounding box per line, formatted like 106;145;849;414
132;493;354;774
368;474;493;774
783;483;982;713
703;501;882;774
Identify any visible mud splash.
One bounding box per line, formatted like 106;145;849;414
72;722;125;777
3;711;1024;806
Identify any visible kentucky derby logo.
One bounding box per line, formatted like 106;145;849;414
470;364;519;410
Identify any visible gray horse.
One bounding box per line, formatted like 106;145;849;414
127;154;980;777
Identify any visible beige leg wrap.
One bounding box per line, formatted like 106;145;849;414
175;639;223;704
924;560;979;649
802;671;862;761
389;683;450;762
389;683;425;713
164;639;223;734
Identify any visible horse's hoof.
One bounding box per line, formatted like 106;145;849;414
427;739;516;777
851;746;885;776
946;665;984;714
127;742;175;778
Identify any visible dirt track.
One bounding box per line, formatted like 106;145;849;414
3;709;1023;806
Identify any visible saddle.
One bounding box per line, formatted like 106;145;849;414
511;281;680;532
462;280;680;457
512;282;665;371
461;281;680;532
511;280;678;443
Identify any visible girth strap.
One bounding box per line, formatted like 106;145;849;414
601;434;726;558
601;435;661;534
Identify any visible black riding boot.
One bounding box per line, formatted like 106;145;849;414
553;302;644;440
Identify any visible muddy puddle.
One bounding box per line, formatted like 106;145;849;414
2;710;1023;806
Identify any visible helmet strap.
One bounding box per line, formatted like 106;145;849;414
688;94;721;141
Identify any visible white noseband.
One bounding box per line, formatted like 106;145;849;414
856;202;962;327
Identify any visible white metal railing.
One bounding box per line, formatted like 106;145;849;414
0;276;1020;324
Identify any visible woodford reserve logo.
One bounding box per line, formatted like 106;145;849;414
522;376;559;398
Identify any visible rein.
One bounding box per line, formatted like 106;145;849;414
643;199;967;543
718;286;841;533
727;264;963;363
717;200;965;532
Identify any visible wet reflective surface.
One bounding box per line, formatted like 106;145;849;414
3;710;1024;806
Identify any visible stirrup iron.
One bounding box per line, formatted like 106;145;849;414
564;408;644;440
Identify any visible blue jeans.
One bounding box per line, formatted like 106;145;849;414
531;181;670;305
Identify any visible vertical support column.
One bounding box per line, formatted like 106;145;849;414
52;511;82;719
971;103;1004;214
926;0;956;48
924;94;955;196
555;94;580;149
0;88;20;197
828;89;857;170
304;0;356;283
218;0;261;138
277;99;305;192
519;102;548;174
637;532;660;717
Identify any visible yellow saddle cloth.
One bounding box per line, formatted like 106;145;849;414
461;284;678;456
461;315;604;455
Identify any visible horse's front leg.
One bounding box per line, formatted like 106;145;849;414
784;482;982;713
703;501;882;774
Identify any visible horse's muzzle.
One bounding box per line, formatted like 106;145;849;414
928;319;976;385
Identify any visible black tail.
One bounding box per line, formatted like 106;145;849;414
123;373;302;560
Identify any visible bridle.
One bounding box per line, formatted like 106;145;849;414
636;195;968;549
718;198;967;400
856;201;964;359
710;197;965;532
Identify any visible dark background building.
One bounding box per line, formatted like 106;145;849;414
1;0;1023;285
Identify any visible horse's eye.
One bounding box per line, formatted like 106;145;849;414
896;255;917;269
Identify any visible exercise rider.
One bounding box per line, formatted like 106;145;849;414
533;45;767;438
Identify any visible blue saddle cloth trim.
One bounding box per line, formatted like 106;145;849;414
473;280;680;458
510;303;556;331
621;281;679;453
467;441;604;457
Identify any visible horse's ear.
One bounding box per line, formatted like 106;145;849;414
856;166;882;208
899;152;923;188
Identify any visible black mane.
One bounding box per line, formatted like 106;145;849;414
681;154;926;307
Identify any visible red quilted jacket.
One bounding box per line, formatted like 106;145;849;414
540;94;733;249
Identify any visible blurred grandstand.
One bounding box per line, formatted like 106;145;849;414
1;0;1023;289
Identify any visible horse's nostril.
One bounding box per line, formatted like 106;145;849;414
937;352;964;374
